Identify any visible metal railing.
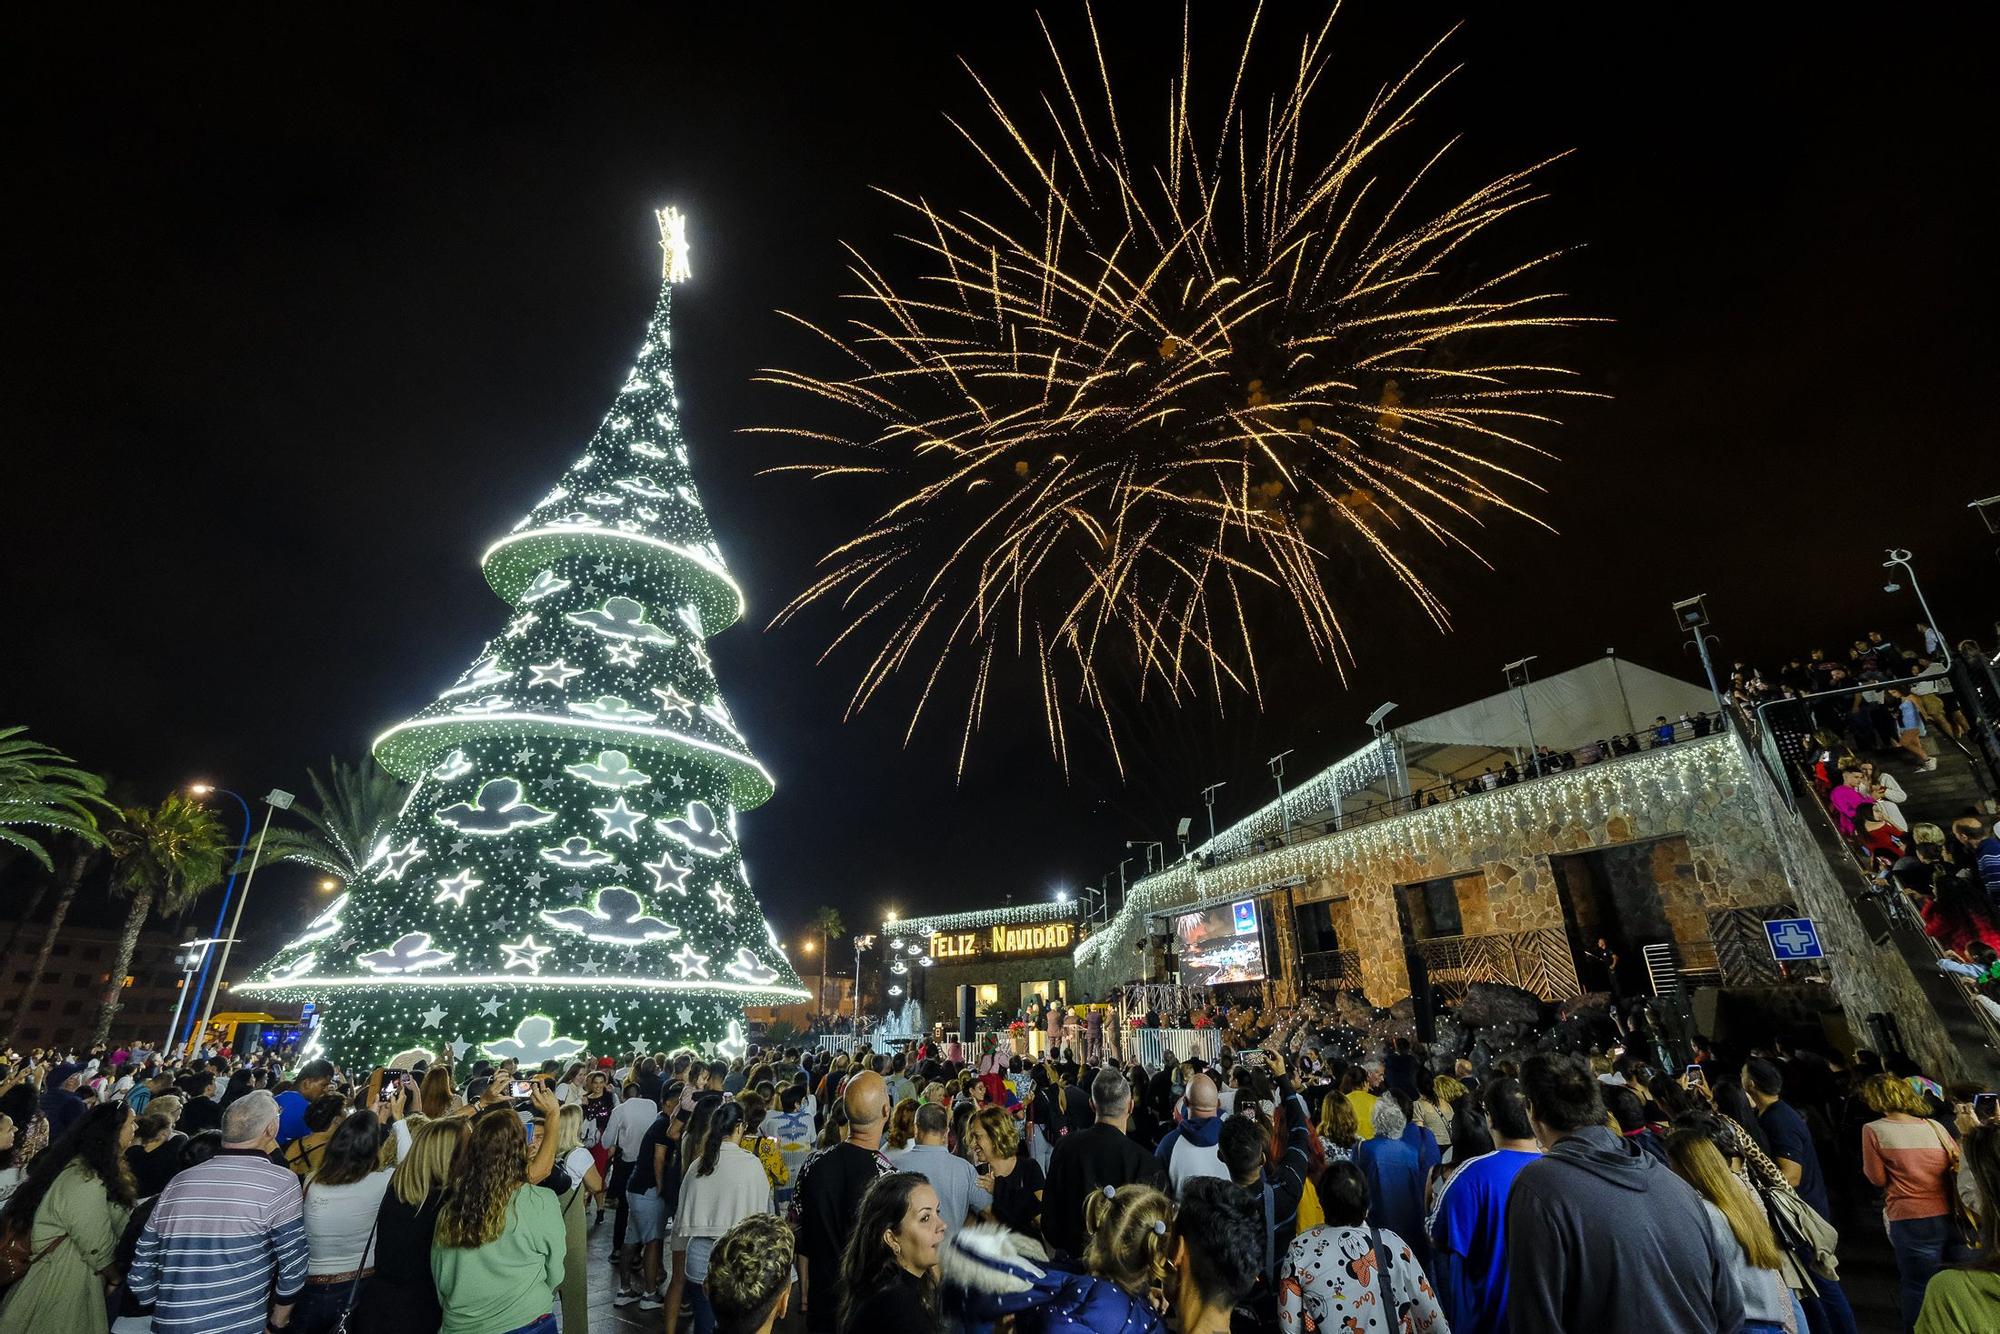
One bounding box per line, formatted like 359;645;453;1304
1791;765;2000;1072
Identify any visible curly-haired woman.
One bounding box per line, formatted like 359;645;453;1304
0;1101;137;1334
431;1107;565;1334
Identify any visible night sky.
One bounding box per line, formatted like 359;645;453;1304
3;6;1989;966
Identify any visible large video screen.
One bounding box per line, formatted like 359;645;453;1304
1171;899;1266;985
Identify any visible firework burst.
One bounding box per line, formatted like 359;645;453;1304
754;3;1602;777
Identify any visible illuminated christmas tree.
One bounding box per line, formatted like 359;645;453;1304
240;210;806;1068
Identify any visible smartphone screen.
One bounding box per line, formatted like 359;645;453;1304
509;1080;534;1098
1976;1093;1998;1120
1683;1064;1707;1087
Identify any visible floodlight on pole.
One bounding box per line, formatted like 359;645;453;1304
1200;781;1225;844
1501;658;1540;772
1671;595;1727;716
1268;751;1295;835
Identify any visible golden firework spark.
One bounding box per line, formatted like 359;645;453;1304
753;3;1603;777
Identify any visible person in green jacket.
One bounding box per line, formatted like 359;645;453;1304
432;1105;566;1334
1916;1122;2000;1333
0;1102;136;1334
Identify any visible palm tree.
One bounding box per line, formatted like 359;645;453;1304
0;723;112;877
0;727;115;1049
2;833;108;1051
232;757;408;885
96;793;229;1047
811;906;845;1021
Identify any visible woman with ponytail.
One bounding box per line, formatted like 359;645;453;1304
941;1183;1170;1334
666;1097;772;1334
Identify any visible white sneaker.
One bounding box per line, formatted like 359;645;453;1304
639;1293;665;1311
1924;757;1938;771
613;1289;640;1308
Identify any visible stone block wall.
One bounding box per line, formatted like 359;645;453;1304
1075;735;1961;1078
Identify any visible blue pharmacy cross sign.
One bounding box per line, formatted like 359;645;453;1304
1764;917;1825;962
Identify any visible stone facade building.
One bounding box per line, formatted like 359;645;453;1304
1075;668;1969;1082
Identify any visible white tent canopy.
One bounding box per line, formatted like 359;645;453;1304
1394;655;1718;754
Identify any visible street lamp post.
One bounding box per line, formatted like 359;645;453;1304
187;787;293;1057
851;933;876;1050
180;785;250;1052
1882;548;1950;657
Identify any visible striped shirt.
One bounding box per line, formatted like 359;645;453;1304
128;1148;310;1334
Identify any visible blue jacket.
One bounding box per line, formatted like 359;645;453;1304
944;1224;1165;1334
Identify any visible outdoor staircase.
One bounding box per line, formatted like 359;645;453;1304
1792;739;2000;1085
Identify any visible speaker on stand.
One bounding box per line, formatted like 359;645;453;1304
957;985;977;1046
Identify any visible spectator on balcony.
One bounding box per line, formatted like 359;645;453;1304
1654;716;1676;746
1883;687;1937;771
1952;816;2000;920
1856;761;1910;831
1829;770;1872;836
1857;803;1910;867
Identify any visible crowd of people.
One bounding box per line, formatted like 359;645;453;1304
2;1000;1996;1334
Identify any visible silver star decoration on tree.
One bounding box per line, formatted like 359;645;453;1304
668;773;686;790
616;571;634;585
688;640;712;673
669;945;711;979
537;776;561;791
524;870;548;890
676;1005;695;1025
605;641;643;668
513;747;535;765
502;934;553;973
706;884;737;916
620;948;641;968
448;1039;472;1061
599;1010;621;1032
505;610;539;638
644;849;691;896
376;839;426;882
477;997;504;1017
650;684;696;721
593;561;612;575
348;1017;367;1035
434;868;483;907
497;847;519;862
563;883;588;901
581;958;604;975
420;1004;448;1028
592;796;646;842
528;659;585;689
579;583;600;600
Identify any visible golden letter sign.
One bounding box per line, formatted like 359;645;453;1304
930;921;1074;961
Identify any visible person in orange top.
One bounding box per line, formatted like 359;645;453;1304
1858;1073;1971;1331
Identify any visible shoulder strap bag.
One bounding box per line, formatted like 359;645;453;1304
1927;1120;1978;1249
332;1212;380;1334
